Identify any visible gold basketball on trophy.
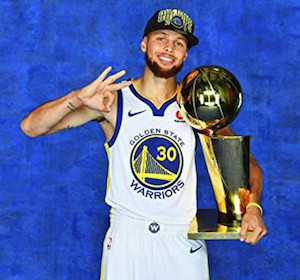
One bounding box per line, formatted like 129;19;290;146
177;66;242;134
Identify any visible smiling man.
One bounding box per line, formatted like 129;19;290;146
21;8;266;280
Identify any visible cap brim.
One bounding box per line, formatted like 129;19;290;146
144;25;199;48
175;30;199;48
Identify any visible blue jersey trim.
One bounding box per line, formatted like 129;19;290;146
129;84;176;116
107;90;123;147
192;128;199;151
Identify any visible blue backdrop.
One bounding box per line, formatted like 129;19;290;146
1;0;299;279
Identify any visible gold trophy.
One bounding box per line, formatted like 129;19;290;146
177;66;250;239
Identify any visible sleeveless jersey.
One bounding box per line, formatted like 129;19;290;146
104;84;197;225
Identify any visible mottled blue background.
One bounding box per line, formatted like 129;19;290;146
1;0;299;279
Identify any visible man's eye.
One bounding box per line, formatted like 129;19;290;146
176;41;184;48
157;37;165;41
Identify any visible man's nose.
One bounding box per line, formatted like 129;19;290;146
164;40;174;52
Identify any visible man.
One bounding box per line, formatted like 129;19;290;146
21;8;267;280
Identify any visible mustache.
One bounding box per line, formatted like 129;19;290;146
145;53;184;78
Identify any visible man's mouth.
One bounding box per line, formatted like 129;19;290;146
158;55;175;65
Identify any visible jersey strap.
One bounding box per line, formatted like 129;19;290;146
107;90;123;147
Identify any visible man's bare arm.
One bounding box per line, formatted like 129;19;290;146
217;126;267;244
20;89;93;137
20;66;131;137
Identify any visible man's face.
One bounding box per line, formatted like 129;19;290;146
141;30;188;78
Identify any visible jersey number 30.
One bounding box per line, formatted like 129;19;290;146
156;146;177;162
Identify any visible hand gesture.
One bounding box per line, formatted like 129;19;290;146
239;206;267;245
77;66;131;112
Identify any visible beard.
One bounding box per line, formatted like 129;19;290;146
145;53;184;79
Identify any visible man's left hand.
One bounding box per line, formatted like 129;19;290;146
239;206;267;245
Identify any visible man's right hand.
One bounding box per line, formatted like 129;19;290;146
76;66;131;112
21;66;131;137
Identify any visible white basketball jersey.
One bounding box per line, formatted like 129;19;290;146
104;84;197;225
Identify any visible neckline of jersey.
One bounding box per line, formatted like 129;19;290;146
130;79;178;109
129;81;178;117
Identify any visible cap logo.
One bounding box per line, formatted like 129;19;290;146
171;16;183;29
157;9;193;33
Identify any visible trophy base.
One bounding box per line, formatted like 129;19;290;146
188;209;251;240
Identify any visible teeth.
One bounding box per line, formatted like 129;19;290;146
160;56;173;62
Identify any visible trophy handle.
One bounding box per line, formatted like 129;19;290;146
198;134;226;207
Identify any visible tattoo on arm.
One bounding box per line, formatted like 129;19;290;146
67;102;76;111
57;125;73;132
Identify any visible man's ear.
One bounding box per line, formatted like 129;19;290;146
183;52;188;61
141;37;147;52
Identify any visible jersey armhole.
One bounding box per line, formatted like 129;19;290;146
106;90;123;147
192;128;199;151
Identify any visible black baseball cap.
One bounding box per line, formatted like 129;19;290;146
143;8;199;49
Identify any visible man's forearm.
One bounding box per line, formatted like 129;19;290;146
248;154;263;203
20;90;82;137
